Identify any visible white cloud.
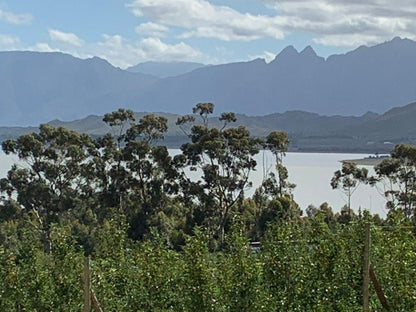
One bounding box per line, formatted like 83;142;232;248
49;29;84;47
94;35;204;68
251;51;276;63
267;0;416;46
135;22;169;37
29;33;206;69
127;0;285;41
141;37;202;59
0;34;20;49
0;9;32;25
127;0;416;46
28;43;61;53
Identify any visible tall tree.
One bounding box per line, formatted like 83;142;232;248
123;114;177;240
264;131;293;197
0;124;97;252
98;110;177;239
331;161;369;217
176;104;261;242
374;144;416;217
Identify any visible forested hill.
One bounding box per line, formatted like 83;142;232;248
1;102;415;153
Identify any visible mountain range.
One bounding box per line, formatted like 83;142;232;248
126;61;206;78
1;101;415;153
1;37;416;126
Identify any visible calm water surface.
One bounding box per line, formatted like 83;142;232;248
0;151;388;217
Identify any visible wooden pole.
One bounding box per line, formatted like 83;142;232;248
91;290;104;312
370;264;390;311
363;222;370;312
84;256;91;312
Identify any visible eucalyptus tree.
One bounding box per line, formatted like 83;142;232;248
374;143;416;217
331;161;369;217
261;131;294;197
0;124;97;252
93;109;136;220
103;108;135;148
252;131;299;234
123;114;180;240
98;109;178;239
176;103;261;242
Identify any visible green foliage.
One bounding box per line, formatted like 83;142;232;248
0;215;415;311
0;106;415;311
217;229;270;312
374;144;416;216
331;161;369;216
177;104;261;242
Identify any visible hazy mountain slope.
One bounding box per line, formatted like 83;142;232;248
127;61;206;78
2;37;416;126
0;51;158;126
128;58;270;114
48;112;183;136
130;37;416;116
347;102;416;139
2;102;415;153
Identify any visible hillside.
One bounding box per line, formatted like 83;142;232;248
0;51;157;126
1;102;415;153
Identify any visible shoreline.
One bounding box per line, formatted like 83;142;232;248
341;156;389;166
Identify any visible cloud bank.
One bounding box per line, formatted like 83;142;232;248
136;22;169;37
127;0;284;41
49;29;84;47
29;31;204;69
127;0;416;46
0;9;32;25
0;34;20;50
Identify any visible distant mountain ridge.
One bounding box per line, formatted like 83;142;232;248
0;51;157;126
1;37;416;126
1;102;415;153
127;61;206;78
134;37;416;116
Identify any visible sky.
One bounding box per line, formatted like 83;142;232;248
1;0;415;68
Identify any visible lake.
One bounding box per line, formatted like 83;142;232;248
258;152;388;217
0;151;389;217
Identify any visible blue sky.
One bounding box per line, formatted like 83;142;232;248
1;0;414;68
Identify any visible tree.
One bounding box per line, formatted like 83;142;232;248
263;131;294;197
331;161;369;217
94;109;136;219
103;108;135;148
0;124;97;252
252;131;299;233
374;144;416;217
176;104;261;242
306;202;336;226
98;110;177;240
123;115;178;240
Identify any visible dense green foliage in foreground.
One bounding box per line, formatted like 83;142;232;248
0;104;415;310
1;213;416;311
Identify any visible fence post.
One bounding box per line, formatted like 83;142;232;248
84;256;91;312
370;264;390;310
91;290;104;312
363;222;370;312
